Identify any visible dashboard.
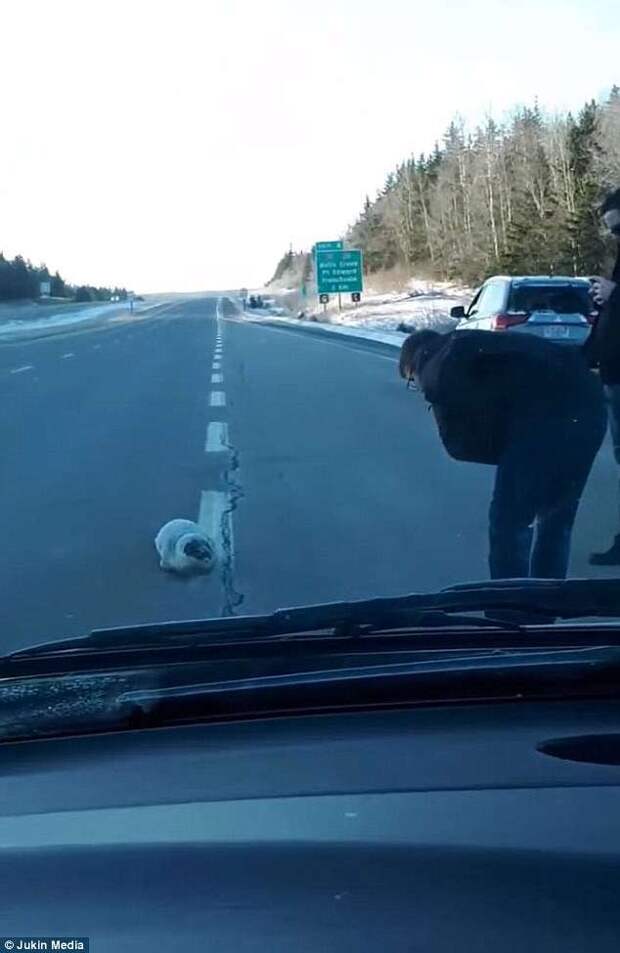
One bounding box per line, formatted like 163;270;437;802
1;699;620;951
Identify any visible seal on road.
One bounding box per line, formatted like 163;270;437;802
155;519;216;575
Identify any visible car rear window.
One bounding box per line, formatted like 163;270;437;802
508;284;591;315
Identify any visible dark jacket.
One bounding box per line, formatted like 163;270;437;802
584;245;620;385
414;330;605;465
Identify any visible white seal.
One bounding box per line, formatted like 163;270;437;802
155;519;216;575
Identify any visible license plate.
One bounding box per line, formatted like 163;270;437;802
543;326;571;339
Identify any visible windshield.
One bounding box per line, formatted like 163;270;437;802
1;3;620;658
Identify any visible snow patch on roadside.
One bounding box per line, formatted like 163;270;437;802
0;300;165;339
0;303;119;338
273;277;474;336
241;278;475;349
318;291;459;334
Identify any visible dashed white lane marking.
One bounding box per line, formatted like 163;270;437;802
198;489;232;568
10;364;34;375
205;421;229;453
62;353;75;360
194;299;232;587
92;344;101;350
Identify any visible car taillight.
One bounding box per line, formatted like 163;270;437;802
493;312;529;330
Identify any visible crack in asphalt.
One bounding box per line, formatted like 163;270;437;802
220;415;245;618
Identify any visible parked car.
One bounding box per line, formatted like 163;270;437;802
452;276;597;344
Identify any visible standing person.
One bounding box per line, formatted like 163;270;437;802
588;187;620;565
400;329;607;580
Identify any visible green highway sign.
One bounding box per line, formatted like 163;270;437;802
316;249;363;294
312;240;343;259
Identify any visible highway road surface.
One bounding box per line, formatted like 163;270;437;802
0;295;617;651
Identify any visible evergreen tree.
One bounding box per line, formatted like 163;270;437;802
565;102;606;274
269;248;295;284
270;91;620;288
0;253;123;303
51;270;67;297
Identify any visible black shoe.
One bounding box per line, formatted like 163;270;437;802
590;535;620;566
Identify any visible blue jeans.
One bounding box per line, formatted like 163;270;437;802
605;385;620;528
489;410;607;579
606;385;620;461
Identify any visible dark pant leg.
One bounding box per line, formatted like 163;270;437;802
605;385;620;529
606;384;620;463
531;410;607;578
489;407;605;580
531;496;580;578
489;444;538;579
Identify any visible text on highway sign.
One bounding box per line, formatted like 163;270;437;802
316;249;363;294
312;240;343;259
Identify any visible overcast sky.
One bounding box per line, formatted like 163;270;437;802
0;0;618;292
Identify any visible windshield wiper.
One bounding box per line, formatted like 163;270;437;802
121;644;620;706
7;577;620;664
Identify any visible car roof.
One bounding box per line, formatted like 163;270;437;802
484;275;590;286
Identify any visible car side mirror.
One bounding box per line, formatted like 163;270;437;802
450;305;466;319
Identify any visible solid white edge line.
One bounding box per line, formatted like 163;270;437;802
239;320;399;363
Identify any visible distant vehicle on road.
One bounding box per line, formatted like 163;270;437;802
452;276;597;345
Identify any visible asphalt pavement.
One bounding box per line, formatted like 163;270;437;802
0;295;617;650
